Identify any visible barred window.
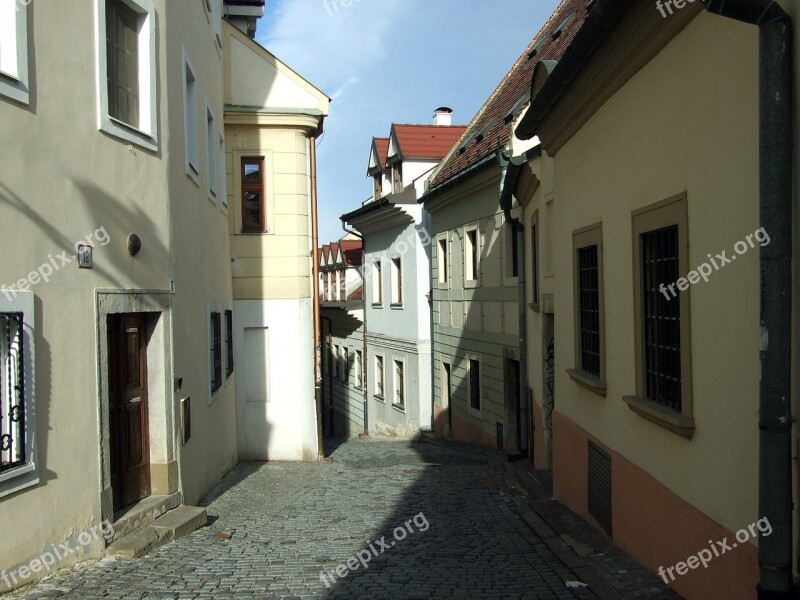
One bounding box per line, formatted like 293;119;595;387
578;245;600;377
0;313;24;474
210;312;222;393
224;309;233;378
641;226;681;411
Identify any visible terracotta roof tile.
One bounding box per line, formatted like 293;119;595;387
428;0;585;189
374;138;389;170
391;124;467;163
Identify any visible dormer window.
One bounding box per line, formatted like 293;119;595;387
392;162;403;193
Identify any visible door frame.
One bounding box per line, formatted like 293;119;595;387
96;290;176;524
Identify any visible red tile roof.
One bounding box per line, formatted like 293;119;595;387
428;0;585;189
373;138;389;171
390;124;467;163
340;239;363;266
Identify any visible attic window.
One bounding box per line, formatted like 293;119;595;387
504;95;530;124
552;13;576;40
527;36;551;60
474;117;498;144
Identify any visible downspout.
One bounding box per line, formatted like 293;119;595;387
499;150;530;457
342;221;368;437
700;2;795;597
310;136;324;460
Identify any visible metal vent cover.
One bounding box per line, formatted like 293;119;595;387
588;441;612;536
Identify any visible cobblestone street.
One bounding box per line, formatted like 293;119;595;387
10;439;625;599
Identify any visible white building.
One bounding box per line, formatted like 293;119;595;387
342;111;465;436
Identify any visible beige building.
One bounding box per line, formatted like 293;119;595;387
223;22;329;461
0;0;274;591
512;0;800;597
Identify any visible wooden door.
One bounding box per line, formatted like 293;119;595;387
109;314;151;511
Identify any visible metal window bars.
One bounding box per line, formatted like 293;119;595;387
0;313;24;473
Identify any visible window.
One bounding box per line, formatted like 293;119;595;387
224;309;233;378
465;227;479;283
372;261;382;305
333;345;340;379
211;0;223;47
355;350;363;389
241;157;266;232
342;348;349;384
210;311;222;395
393;360;404;408
530;211;540;309
437;236;449;286
392;162;403;193
96;0;157;149
206;103;217;200
0;0;29;104
468;358;481;411
375;355;384;398
183;51;199;180
0;292;36;497
337;270;344;302
219;134;228;208
624;193;694;438
373;176;382;200
391;258;402;306
567;224;606;395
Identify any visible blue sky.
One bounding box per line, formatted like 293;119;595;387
257;0;562;244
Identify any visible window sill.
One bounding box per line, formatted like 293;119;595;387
100;115;158;152
0;72;29;106
566;369;606;397
528;302;540;313
390;304;404;310
371;303;384;309
392;403;406;414
622;395;695;439
374;394;385;403
241;230;269;235
0;462;38;499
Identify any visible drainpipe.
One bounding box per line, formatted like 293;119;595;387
498;150;530;457
342;221;368;436
701;2;794;596
310;136;324;460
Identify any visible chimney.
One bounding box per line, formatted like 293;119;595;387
433;107;453;126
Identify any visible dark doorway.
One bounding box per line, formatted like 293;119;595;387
108;313;151;511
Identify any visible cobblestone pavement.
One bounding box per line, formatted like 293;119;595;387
9;438;603;599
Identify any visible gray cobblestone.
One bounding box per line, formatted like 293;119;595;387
8;439;605;599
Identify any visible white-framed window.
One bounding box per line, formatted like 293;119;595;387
372;261;383;305
390;257;403;306
374;354;384;399
333;345;340;379
504;213;521;284
393;358;405;409
341;347;349;384
183;49;199;182
467;355;482;414
95;0;158;150
327;272;333;302
219;134;228;209
0;292;37;499
206;101;217;201
355;350;363;390
212;0;223;48
437;235;449;287
0;0;29;105
465;225;480;284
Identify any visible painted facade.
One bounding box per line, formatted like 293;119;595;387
223;20;329;463
512;0;800;596
0;0;244;589
319;239;365;437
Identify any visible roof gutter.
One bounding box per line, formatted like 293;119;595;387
515;0;634;141
700;2;795;597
